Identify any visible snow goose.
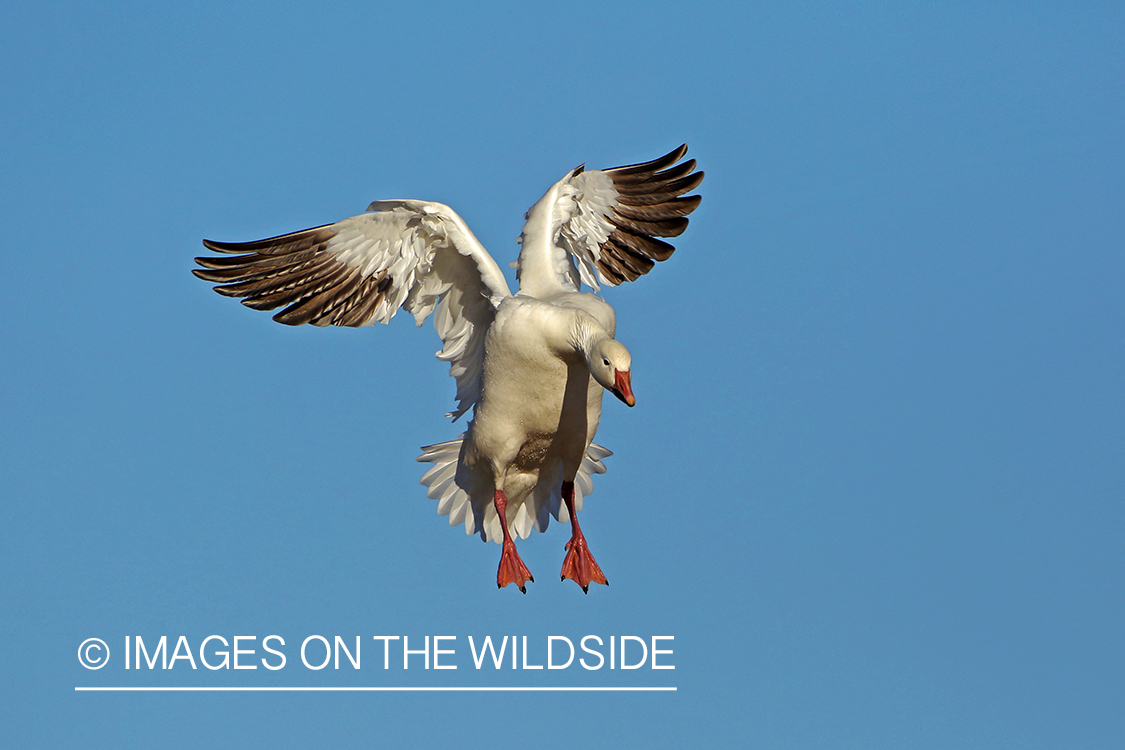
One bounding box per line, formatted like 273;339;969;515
193;145;703;592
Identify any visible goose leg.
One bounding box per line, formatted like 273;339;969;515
560;480;608;593
494;489;533;593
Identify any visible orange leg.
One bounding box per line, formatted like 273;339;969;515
494;489;533;593
559;480;608;593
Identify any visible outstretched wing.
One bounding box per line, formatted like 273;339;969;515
515;145;703;295
193;200;512;420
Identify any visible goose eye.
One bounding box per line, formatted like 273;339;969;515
602;358;610;366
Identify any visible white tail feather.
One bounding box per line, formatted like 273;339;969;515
417;435;612;544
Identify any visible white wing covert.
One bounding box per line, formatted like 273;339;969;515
193;200;511;420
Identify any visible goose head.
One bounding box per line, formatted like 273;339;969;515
585;338;635;407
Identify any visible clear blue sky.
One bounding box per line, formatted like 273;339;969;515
2;2;1123;747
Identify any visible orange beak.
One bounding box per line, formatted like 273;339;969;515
612;369;636;407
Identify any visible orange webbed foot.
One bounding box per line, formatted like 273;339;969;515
497;538;534;593
560;533;608;594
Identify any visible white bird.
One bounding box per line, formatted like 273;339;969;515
194;146;703;592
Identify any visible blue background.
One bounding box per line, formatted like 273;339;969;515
2;2;1122;747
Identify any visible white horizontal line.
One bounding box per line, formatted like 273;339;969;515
75;686;676;692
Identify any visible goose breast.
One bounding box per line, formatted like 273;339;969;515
466;293;615;486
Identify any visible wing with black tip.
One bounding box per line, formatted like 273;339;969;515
515;145;704;294
193;200;512;420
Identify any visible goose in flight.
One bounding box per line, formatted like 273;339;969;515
193;145;703;592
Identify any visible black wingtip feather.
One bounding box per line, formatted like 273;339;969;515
606;144;689;176
584;146;702;286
